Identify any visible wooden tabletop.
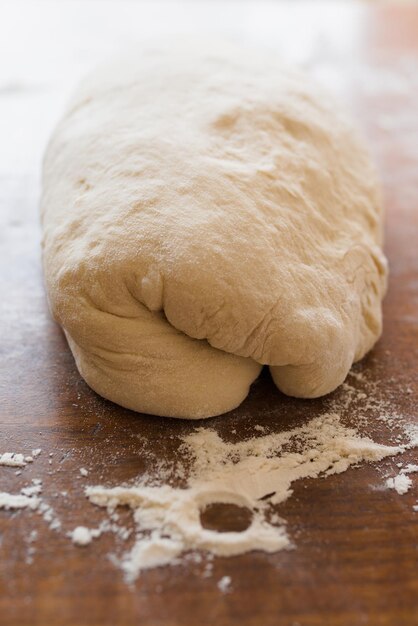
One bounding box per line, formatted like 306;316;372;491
1;2;417;625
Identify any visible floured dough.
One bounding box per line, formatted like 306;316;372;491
41;41;387;418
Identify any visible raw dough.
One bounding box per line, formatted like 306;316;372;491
41;41;387;418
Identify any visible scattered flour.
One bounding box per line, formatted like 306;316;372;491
217;575;232;593
20;479;43;498
71;526;93;546
0;492;40;510
69;519;128;546
0;448;42;468
0;453;28;467
403;425;418;448
0;445;63;531
386;474;412;495
86;413;405;582
0;468;61;530
123;536;183;574
37;500;62;531
1;370;416;584
25;530;38;565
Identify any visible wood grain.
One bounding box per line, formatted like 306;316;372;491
0;3;417;625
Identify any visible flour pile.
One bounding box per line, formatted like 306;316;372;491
86;412;408;582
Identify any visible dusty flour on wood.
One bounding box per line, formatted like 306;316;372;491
0;463;61;530
0;492;41;510
0;452;35;467
70;526;94;546
385;463;418;495
218;575;232;593
1;373;416;583
86;412;411;582
386;473;412;495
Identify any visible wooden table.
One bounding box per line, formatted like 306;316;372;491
0;2;417;625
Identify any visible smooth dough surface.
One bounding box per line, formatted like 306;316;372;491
41;41;387;419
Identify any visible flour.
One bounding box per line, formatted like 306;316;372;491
0;492;40;510
86;413;405;582
68;518;131;548
71;526;93;546
0;468;61;530
217;576;232;593
386;474;413;495
0;490;62;528
25;530;38;565
21;479;43;497
37;500;61;531
0;453;28;467
1;370;416;585
404;425;418;448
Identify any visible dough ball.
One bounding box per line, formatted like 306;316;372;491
41;41;387;418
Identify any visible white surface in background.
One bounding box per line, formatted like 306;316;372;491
0;1;364;177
